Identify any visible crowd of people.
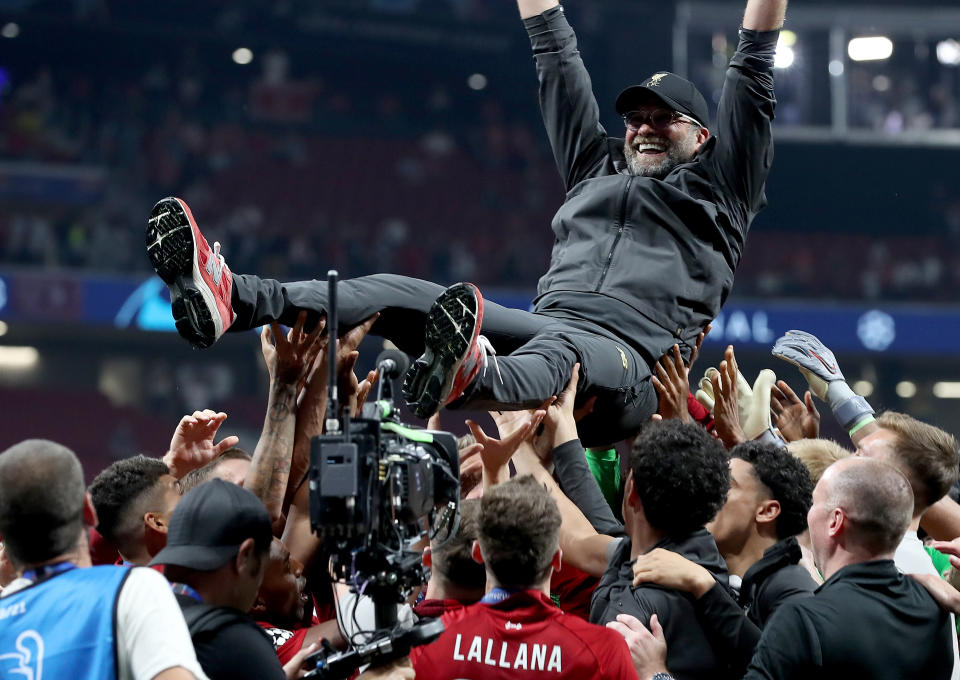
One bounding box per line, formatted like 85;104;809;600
4;0;960;678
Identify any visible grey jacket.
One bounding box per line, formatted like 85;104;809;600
524;7;778;363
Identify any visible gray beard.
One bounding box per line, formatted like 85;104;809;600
623;134;697;179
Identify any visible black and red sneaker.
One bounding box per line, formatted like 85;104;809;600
146;197;234;349
403;282;493;419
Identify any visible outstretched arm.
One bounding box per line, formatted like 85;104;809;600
521;0;609;191
246;313;324;531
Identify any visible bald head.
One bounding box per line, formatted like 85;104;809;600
821;457;914;555
0;439;87;567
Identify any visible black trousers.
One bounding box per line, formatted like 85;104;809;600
232;273;656;446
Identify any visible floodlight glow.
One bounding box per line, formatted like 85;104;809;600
232;47;254;65
0;321;7;337
1;22;18;38
896;381;917;398
779;30;797;48
774;45;795;69
853;380;874;397
467;73;488;91
937;39;960;66
0;346;38;369
848;37;893;62
829;60;844;76
934;382;960;399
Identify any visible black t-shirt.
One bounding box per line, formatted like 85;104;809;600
176;594;286;680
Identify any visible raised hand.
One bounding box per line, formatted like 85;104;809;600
653;344;693;423
262;312;326;387
467;410;546;488
770;329;844;401
771;379;820;441
530;363;581;459
162;409;240;478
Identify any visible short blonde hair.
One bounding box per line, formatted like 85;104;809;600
787;438;851;485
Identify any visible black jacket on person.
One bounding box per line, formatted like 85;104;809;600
691;538;816;675
739;536;816;627
176;593;286;680
590;531;737;680
744;560;954;679
524;7;778;364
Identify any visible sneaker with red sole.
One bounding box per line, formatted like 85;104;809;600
146;197;234;349
403;282;499;419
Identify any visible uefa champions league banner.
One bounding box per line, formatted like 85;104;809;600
1;271;959;356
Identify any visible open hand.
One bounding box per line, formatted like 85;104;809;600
163;409;240;478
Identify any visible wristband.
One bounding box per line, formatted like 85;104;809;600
848;415;876;437
832;395;876;431
651;674;675;680
754;428;788;449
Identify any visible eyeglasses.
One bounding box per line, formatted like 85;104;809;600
623;109;701;132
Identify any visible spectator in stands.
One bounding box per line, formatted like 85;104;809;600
89;454;182;566
0;439;207;680
150;478;315;679
410;474;637;678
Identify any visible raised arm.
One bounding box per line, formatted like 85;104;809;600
521;1;609;190
245;314;323;531
706;0;785;220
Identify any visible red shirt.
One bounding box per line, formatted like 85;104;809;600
413;598;468;619
550;565;598;621
410;590;637;679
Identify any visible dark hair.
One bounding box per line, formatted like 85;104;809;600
88;455;170;545
0;439;86;566
431;499;485;591
178;448;252;494
630;420;729;537
876;411;959;512
731;441;814;539
478;475;561;589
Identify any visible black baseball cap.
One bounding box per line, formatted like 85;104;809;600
615;72;710;127
149;478;272;571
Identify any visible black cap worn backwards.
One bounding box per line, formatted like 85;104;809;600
148;478;272;571
615;72;710;127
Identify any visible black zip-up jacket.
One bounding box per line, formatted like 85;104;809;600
590;531;737;680
524;7;778;363
744;560;953;679
692;537;817;675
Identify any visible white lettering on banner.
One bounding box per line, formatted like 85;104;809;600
448;636;563;672
709;311;774;345
0;601;26;620
0;629;45;680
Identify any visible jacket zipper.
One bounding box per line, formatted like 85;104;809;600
596;175;633;291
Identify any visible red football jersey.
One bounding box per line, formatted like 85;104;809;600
550;564;598;621
410;590;638;679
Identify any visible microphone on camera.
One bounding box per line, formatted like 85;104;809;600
376;349;410;380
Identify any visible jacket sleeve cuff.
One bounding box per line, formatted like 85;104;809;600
731;27;779;72
523;5;575;51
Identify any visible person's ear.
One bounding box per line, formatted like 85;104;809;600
551;548;562;574
422;547;432;569
471;540;484;565
236;538;258;575
83;493;99;529
249;594;267;615
144;511;168;535
695;126;711;147
756;499;781;526
827;507;845;539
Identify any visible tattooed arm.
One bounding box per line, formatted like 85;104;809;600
246;313;324;533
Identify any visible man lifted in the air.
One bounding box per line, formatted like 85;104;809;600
146;0;785;447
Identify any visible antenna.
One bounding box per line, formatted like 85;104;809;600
324;270;340;435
